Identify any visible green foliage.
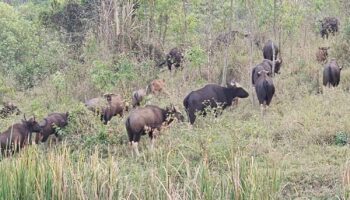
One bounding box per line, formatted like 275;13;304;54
90;57;136;92
187;45;206;68
0;2;67;89
52;71;66;93
333;18;350;66
90;60;115;91
335;132;348;146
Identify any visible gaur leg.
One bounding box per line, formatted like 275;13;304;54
167;62;172;71
187;109;196;125
35;132;42;144
54;133;63;142
127;130;133;147
132;141;140;156
41;134;50;143
260;102;266;117
148;130;154;151
132;132;142;156
150;128;161;151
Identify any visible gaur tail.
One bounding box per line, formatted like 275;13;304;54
263;79;270;99
328;66;333;85
133;92;139;102
251;68;256;85
272;41;275;75
183;95;189;110
125;117;133;135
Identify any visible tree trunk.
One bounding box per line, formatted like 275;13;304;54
162;15;169;46
206;0;213;81
182;0;188;44
221;0;234;86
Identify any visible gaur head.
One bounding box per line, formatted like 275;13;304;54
165;104;184;123
274;58;283;74
319;47;330;51
103;93;115;102
22;114;42;133
228;80;249;98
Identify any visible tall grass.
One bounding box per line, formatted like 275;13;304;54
0;142;281;199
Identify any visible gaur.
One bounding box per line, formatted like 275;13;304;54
125;105;184;156
36;112;69;143
158;47;184;71
323;58;342;87
0;115;42;155
251;59;282;86
320;17;339;39
183;80;249;124
132;89;147;108
316;47;330;63
254;70;275;116
85;93;128;124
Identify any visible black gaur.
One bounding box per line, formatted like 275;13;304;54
254;70;275;116
323;59;342;87
36;112;69;143
183;80;249;124
252;59;282;86
0;115;42;155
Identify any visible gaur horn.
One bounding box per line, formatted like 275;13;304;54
229;79;236;86
103;93;114;97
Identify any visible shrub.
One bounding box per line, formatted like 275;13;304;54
0;2;68;89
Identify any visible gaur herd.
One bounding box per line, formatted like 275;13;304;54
0;16;343;156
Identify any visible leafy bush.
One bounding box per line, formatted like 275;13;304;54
0;2;68;89
187;45;206;68
90;57;136;92
333;18;350;66
335;132;348;146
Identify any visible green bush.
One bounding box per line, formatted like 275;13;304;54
0;2;67;89
90;57;136;92
335;132;348;146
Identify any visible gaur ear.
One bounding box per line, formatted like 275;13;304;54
23;113;27;121
340;66;343;70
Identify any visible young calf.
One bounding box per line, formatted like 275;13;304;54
132;89;147;108
316;47;330;63
125;105;184;156
0;116;42;155
146;79;169;95
85;93;128;124
36;112;69;144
